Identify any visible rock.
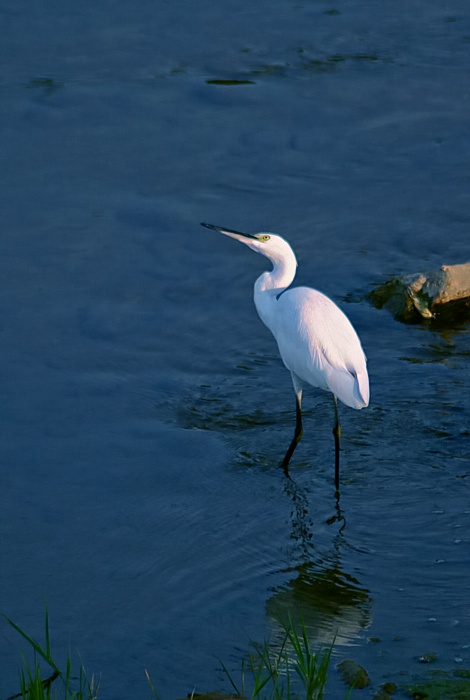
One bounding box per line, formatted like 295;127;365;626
337;659;371;689
369;262;470;323
373;691;394;700
382;681;398;693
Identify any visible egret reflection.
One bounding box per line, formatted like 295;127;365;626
265;473;372;653
266;558;372;649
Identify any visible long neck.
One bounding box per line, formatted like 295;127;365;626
254;250;297;331
255;249;297;293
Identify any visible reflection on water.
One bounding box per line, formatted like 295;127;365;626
400;323;470;365
266;559;371;649
266;475;372;652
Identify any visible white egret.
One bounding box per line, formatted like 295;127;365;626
201;223;369;490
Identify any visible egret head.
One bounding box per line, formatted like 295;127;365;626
201;223;297;268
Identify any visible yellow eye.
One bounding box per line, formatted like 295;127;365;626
258;234;271;242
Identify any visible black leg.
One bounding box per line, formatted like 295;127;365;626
332;395;341;492
281;391;303;475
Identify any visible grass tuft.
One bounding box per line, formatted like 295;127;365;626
219;614;353;700
3;607;98;700
5;610;353;700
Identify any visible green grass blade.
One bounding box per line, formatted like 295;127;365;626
44;606;51;661
3;616;60;675
218;657;241;696
64;654;72;695
145;669;160;700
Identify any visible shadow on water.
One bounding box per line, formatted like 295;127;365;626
266;472;372;654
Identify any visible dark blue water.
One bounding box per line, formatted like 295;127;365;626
1;1;469;698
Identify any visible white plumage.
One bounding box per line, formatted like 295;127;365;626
202;223;369;490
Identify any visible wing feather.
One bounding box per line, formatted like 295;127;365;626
272;287;369;409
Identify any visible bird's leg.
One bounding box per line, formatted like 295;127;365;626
332;395;341;492
281;389;303;476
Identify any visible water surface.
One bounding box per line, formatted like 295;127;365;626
1;1;469;698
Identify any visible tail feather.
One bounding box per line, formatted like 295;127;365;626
354;366;370;408
325;364;369;410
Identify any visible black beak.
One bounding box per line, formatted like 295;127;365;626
200;223;258;240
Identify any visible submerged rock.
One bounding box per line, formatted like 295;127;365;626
337;659;371;689
373;691;394;700
369;262;470;323
374;681;398;699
